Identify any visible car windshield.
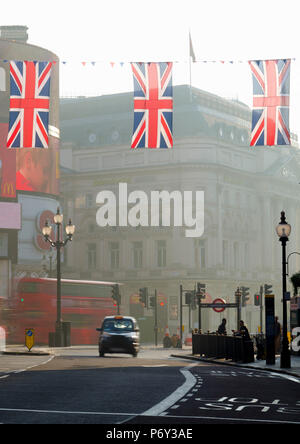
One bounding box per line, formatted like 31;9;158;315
102;318;134;332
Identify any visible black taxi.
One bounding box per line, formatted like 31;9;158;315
96;315;140;357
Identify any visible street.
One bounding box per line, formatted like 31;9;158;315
0;347;299;427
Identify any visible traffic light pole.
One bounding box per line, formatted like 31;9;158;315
154;289;158;346
260;285;263;334
280;236;291;368
198;297;201;331
179;285;183;347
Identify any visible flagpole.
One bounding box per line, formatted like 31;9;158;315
188;29;195;102
189;50;192;102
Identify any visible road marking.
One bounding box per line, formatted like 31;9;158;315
269;372;300;384
0;407;138;417
156;413;300;424
141;365;168;367
0;355;55;381
141;363;198;416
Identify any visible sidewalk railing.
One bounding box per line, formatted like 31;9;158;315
192;333;254;363
0;326;6;352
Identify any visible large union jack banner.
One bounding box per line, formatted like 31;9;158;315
7;61;52;148
249;59;291;146
131;62;173;149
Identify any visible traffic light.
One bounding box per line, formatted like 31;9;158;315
254;293;261;306
149;295;156;308
112;284;121;306
185;292;192;305
191;291;197;310
264;284;273;295
196;283;206;304
254;285;263;306
235;287;241;305
139;287;148;307
241;286;250;307
112;284;121;314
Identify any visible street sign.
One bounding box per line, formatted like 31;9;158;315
291;297;300;310
25;328;34;352
212;298;226;313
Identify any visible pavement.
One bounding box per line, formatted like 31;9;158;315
171;350;300;379
1;343;300;379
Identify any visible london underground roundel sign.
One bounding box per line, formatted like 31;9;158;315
212;298;226;313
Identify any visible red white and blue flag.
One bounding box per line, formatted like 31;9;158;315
7;61;52;148
249;59;291;146
131;62;173;149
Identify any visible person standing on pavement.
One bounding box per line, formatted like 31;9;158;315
274;316;281;354
217;318;227;335
238;320;250;340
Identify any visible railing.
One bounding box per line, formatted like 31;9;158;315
192;333;254;363
0;326;6;352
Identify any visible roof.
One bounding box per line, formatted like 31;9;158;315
60;85;251;147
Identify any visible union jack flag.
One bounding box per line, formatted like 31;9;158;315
249;59;291;146
7;61;52;149
131;62;173;149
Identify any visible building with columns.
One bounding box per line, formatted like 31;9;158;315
59;85;300;342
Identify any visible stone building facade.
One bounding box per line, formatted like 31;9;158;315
59;85;300;342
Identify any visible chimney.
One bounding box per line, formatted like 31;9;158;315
0;25;28;43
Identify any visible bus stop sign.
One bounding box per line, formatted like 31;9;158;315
25;328;34;352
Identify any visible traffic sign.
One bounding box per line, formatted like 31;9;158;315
212;298;226;313
25;328;34;352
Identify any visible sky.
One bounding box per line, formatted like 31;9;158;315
1;0;300;135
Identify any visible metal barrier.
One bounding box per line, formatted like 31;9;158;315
192;334;254;363
0;326;6;352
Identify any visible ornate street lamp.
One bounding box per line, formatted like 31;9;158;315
276;211;291;368
42;207;75;346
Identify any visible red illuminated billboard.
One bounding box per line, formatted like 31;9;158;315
0;123;59;197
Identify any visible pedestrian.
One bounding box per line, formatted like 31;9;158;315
217;318;227;335
274;316;281;354
238;320;250;340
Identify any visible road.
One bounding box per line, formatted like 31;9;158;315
0;346;299;427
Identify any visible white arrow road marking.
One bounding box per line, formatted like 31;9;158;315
140;363;198;416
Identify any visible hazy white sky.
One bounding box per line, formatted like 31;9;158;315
1;0;300;133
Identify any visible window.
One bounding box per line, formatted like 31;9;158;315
110;242;120;270
87;223;95;234
133;241;143;268
102;318;134;332
86;193;94;209
0;233;8;256
195;239;206;269
87;243;97;269
244;243;249;269
233;242;239;270
156;240;166;268
223;240;229;270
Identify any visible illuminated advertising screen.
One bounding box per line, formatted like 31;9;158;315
0;123;59;197
0;123;16;198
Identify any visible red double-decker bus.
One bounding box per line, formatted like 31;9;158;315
10;277;118;345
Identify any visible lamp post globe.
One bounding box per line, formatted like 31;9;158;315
276;211;291;239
